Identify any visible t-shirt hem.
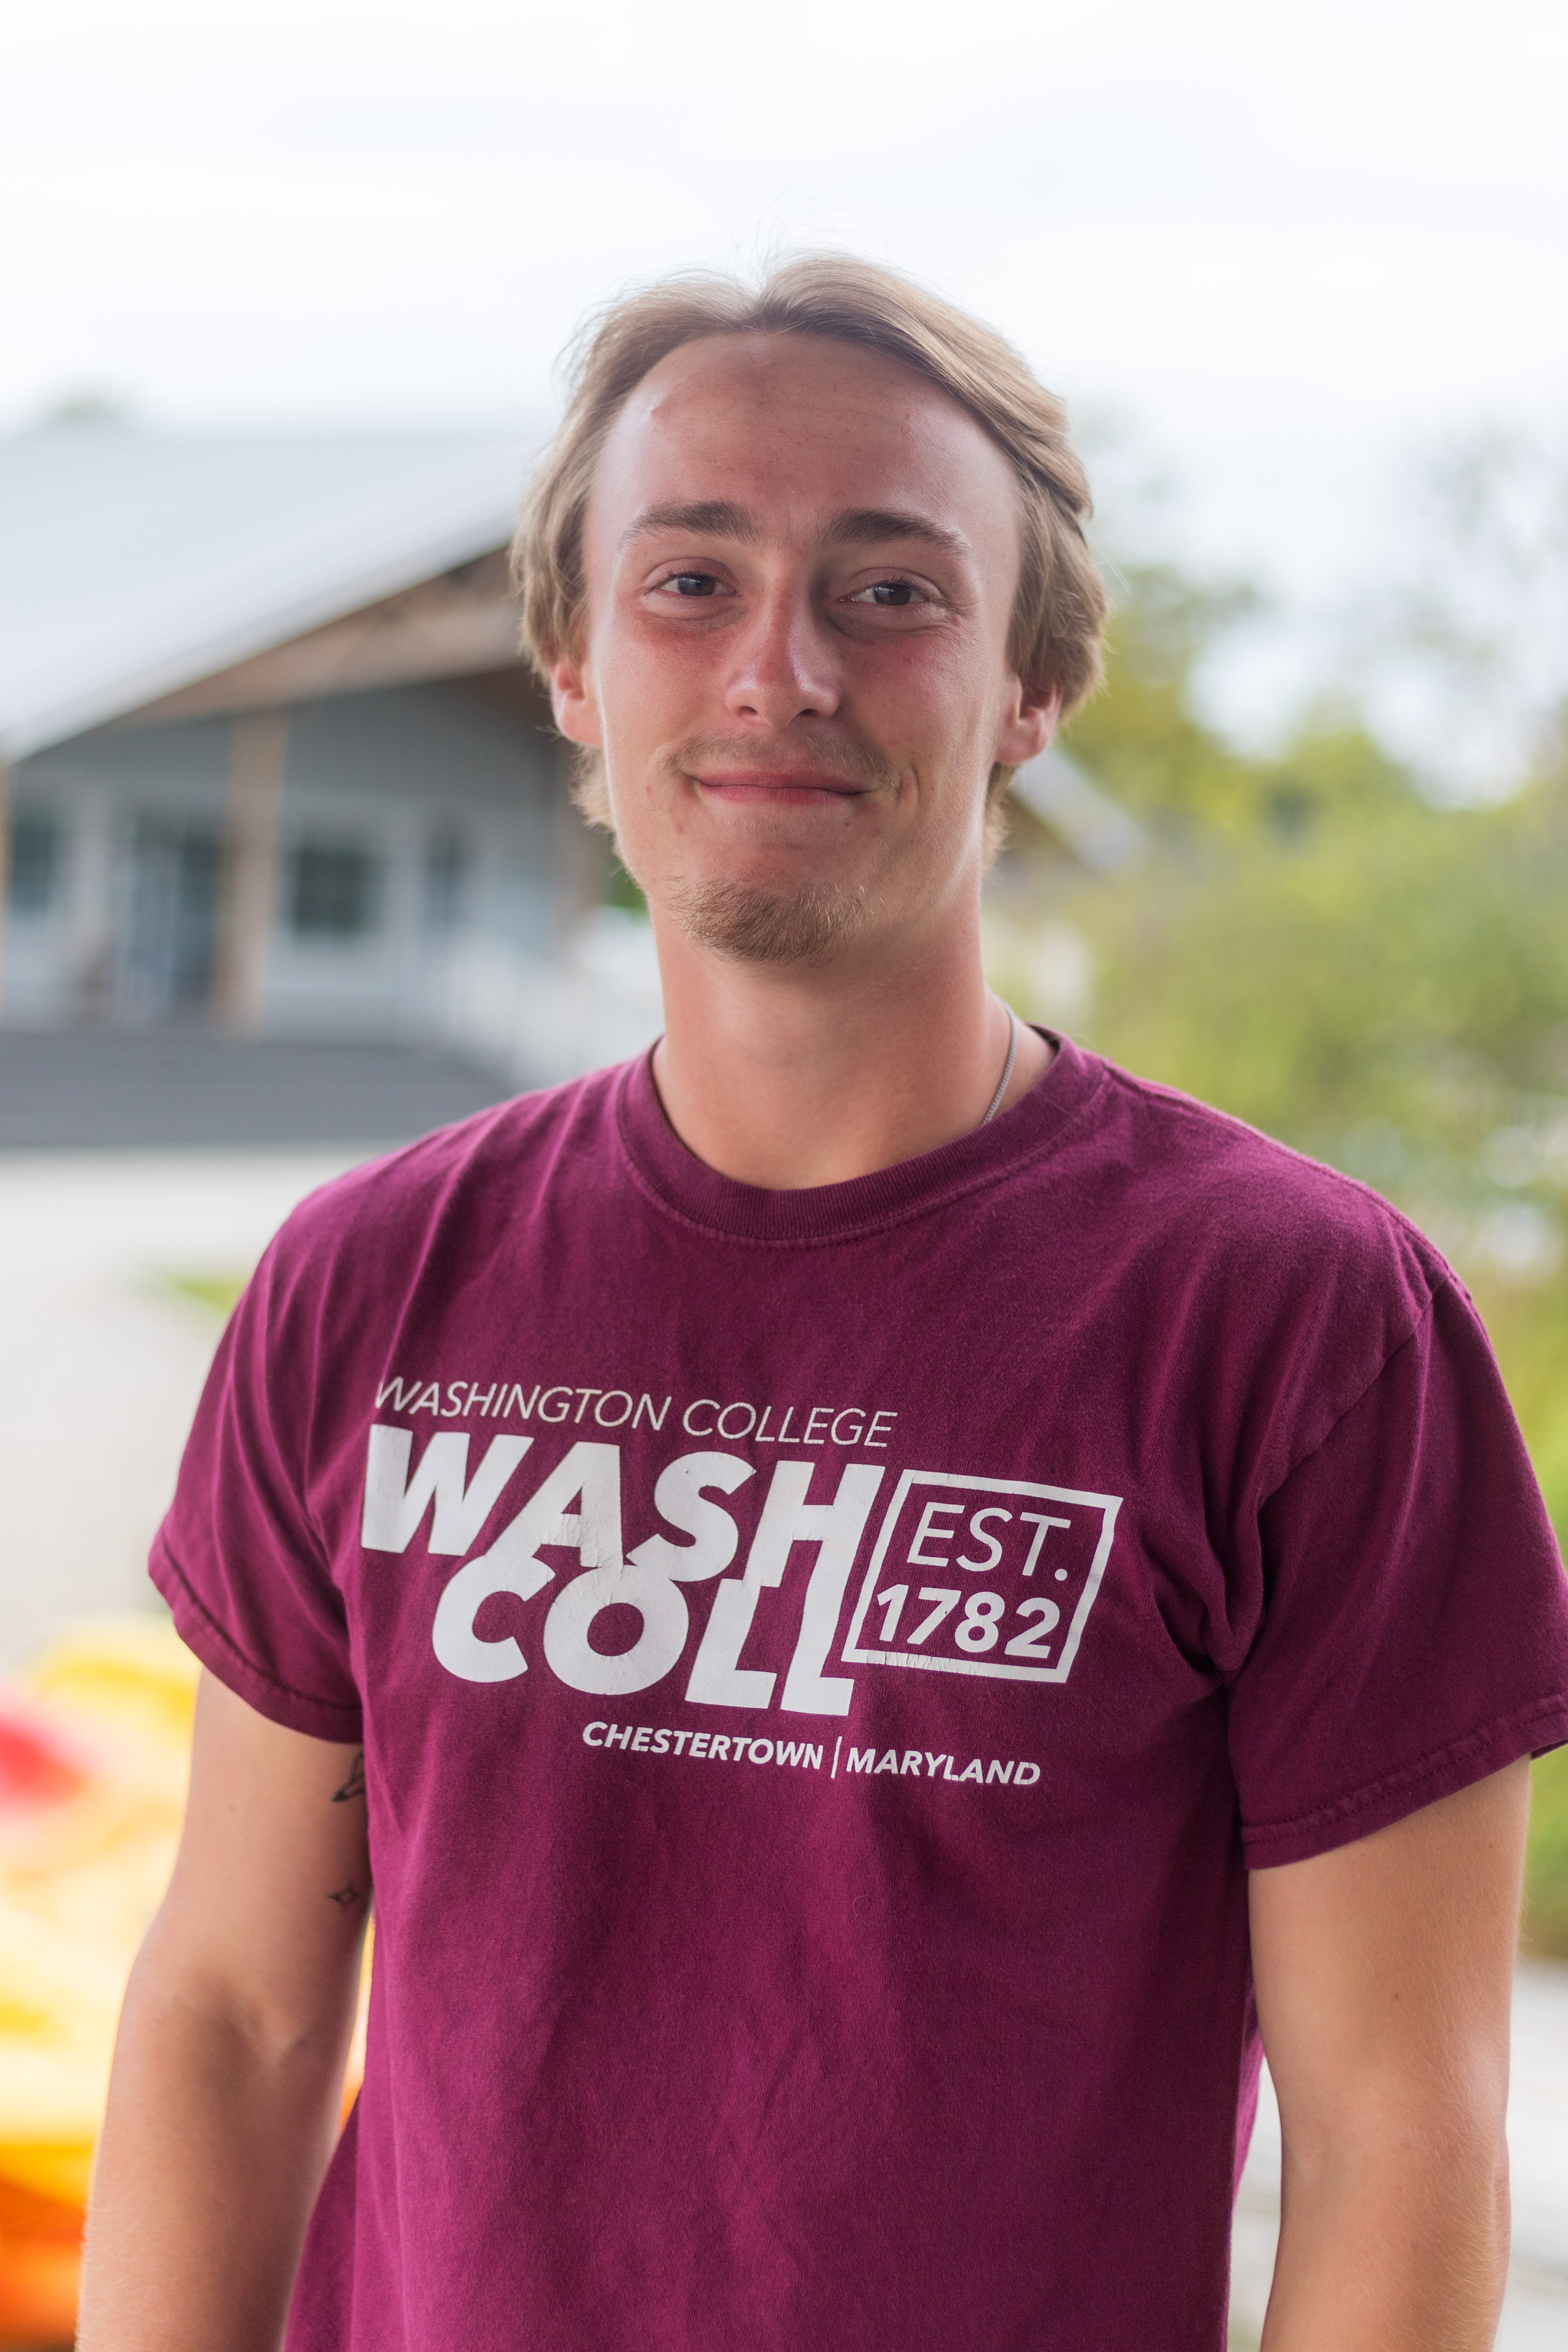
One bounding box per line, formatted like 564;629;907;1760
1243;1692;1568;1869
150;1535;364;1744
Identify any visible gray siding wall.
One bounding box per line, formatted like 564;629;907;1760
3;680;572;1041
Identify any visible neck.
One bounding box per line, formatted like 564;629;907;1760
647;898;1052;1189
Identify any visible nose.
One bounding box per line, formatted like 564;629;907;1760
723;586;841;730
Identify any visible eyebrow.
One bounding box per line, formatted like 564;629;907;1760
821;508;972;560
618;501;972;560
619;501;760;550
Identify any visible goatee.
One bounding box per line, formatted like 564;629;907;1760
668;876;868;966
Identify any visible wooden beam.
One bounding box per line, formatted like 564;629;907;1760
119;553;525;725
212;713;289;1031
0;763;11;1023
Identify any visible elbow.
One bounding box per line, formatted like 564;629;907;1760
119;1919;361;2082
1279;2082;1513;2311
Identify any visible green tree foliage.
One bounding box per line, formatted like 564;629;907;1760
1020;560;1568;1949
1062;566;1265;833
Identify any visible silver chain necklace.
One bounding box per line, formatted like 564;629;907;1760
979;1005;1019;1126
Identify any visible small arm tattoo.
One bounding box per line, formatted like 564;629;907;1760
327;1882;365;1911
331;1751;366;1805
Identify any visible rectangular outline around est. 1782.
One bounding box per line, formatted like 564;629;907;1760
840;1469;1122;1685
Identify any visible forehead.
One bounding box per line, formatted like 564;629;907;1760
586;331;1020;561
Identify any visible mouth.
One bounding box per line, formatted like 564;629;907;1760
688;770;870;806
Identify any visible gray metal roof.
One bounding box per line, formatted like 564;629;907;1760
1010;745;1147;872
0;427;536;761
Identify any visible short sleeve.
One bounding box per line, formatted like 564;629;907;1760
150;1232;363;1743
1231;1277;1568;1869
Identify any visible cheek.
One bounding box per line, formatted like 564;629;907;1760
593;622;719;761
856;627;999;731
874;659;1002;804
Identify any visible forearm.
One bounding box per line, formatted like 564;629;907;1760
77;1937;358;2352
1262;2123;1510;2351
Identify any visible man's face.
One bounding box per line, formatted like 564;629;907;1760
552;332;1056;966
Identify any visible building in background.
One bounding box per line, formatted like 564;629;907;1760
0;423;663;1086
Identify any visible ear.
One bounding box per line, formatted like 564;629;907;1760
994;683;1061;770
548;646;604;750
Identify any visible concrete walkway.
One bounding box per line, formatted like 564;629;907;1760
0;1146;362;1665
0;1143;1564;2340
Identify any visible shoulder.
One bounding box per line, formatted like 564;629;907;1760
1053;1050;1455;1406
1082;1050;1441;1265
254;1062;628;1305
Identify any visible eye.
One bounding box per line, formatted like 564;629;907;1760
847;578;921;607
655;570;727;598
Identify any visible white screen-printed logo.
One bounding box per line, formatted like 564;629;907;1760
840;1471;1121;1684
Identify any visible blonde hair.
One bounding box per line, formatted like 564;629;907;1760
513;254;1106;843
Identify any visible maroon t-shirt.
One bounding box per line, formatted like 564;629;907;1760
153;1036;1568;2352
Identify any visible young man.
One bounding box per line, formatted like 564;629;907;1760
82;259;1568;2352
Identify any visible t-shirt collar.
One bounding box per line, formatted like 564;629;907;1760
614;1027;1102;1245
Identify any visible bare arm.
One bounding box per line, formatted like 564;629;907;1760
1250;1759;1530;2352
77;1670;370;2352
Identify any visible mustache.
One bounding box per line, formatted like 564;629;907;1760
662;732;901;792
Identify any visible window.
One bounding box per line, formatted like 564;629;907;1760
289;842;379;939
423;826;469;934
7;813;61;916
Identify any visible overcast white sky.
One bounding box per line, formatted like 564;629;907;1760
8;0;1567;743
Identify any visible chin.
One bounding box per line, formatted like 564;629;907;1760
667;871;870;966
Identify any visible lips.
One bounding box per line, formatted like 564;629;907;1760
690;772;867;798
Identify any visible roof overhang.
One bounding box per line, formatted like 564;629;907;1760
119;551;525;725
1;432;537;761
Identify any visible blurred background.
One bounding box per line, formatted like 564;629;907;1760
1;0;1566;2342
